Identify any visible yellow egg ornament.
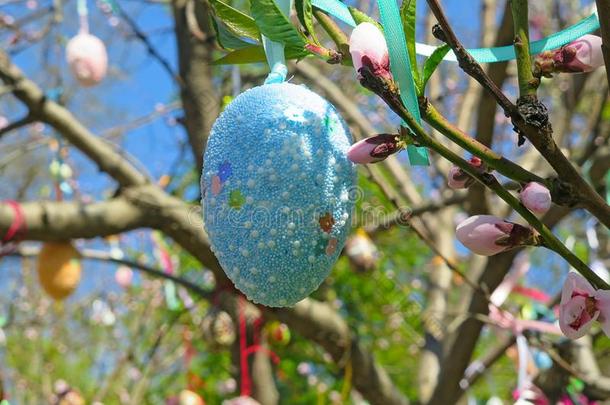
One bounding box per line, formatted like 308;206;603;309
37;242;82;300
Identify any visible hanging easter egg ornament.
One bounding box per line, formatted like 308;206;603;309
37;242;82;300
201;3;355;307
265;321;291;346
65;0;107;87
345;228;379;273
179;389;206;405
202;309;236;349
114;265;133;288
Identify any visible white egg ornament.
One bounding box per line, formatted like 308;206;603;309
202;82;356;307
65;33;108;87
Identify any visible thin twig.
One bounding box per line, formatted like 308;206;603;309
0;114;34;140
112;1;184;88
510;0;538;97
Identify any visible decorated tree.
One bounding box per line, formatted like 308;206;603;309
1;0;610;404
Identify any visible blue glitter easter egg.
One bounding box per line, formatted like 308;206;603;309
202;82;356;307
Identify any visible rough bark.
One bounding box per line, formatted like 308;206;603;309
172;0;220;174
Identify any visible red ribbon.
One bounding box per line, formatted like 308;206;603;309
512;285;551;303
237;296;280;397
1;200;26;256
238;296;252;397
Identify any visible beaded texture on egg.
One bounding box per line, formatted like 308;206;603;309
202;82;356;307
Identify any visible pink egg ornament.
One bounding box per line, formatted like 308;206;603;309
114;265;133;288
66;33;108;87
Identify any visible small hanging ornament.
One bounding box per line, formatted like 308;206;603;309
48;137;74;198
532;349;553;370
344;228;379;272
114;265;133;288
53;380;85;405
66;0;108;87
486;397;503;405
202;309;236;349
178;390;205;405
90;299;116;326
265;321;291;346
36;242;82;300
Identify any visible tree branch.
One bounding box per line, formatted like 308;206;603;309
360;67;608;290
365;193;467;235
0;114;34;140
172;0;220;174
421;101;544;185
425;0;610;228
0;194;151;241
510;0;538;97
0;50;149;187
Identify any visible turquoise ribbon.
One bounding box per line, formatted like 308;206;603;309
312;0;600;63
263;0;292;84
164;280;180;310
377;0;429;165
77;0;88;16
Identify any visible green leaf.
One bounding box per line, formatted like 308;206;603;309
211;17;256;50
213;45;308;65
348;6;382;30
296;0;319;45
419;44;450;95
208;0;260;41
250;0;306;48
295;0;306;27
400;0;419;84
212;46;267;65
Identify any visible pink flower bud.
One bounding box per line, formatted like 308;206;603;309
114;265;133;288
349;23;391;80
456;215;535;256
552;35;604;73
559;272;610;339
347;134;400;164
519;182;552;215
447;166;469;189
456;215;512;256
66;33;108;87
447;158;484;189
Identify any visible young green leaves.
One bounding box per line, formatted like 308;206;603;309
209;0;260;43
210;0;308;64
400;0;419;86
250;0;306;48
398;0;448;95
296;0;320;45
420;44;450;92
